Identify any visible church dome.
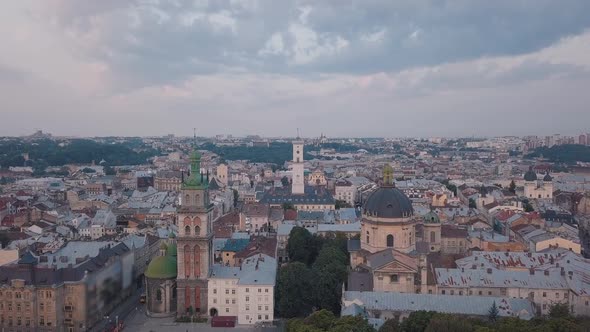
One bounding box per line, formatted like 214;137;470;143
543;172;552;182
145;255;177;279
363;165;413;219
146;244;177;279
423;211;440;224
524;166;537;181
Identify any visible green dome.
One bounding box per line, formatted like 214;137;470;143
166;243;177;257
168;231;176;239
423;211;440;224
160;242;168;250
145;255;177;279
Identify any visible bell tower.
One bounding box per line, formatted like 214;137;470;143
176;133;213;316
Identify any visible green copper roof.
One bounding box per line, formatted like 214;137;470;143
167;243;177;257
424;211;440;224
183;147;208;189
145;255;177;279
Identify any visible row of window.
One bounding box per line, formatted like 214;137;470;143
245;314;271;321
212;288;270;295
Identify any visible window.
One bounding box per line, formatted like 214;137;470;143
246;305;250;311
478;291;482;295
213;289;217;294
265;306;269;311
430;231;436;243
232;299;236;304
16;304;20;312
258;315;262;320
225;299;229;304
258;305;262;311
442;290;446;295
265;289;269;293
543;304;547;310
213;299;217;304
543;292;547;298
15;292;21;299
40;317;45;326
246;296;250;302
185;225;191;235
226;308;230;313
156;289;162;302
246;315;250;320
386;234;394;247
232;289;236;295
428;290;432;294
246;288;249;293
459;291;463;295
450;290;455;295
488;291;492;295
225;289;229;295
390;275;398;283
556;292;559;298
258;288;261;293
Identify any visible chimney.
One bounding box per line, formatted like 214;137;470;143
544;270;549;276
487;268;492;274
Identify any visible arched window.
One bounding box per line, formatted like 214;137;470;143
194;245;201;277
194;226;200;236
185;225;191;236
386;234;394;247
184;245;191;278
185;194;190;205
156;289;162;302
366;231;370;244
195;194;200;206
430;231;436;243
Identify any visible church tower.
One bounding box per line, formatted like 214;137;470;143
292;138;305;195
176;141;213;316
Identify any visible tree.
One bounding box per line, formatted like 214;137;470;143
331;315;375;332
378;319;400;332
277;262;315;318
425;314;476;332
104;165;116;175
287;227;315;264
232;189;238;207
82;167;96;173
548;303;570;319
469;198;477;209
509;180;516;194
523;200;534;212
312;247;348;313
335;200;352;209
305;310;337;331
488;301;499;323
281;176;290;187
400;311;436;332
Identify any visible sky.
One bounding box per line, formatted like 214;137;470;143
1;0;590;138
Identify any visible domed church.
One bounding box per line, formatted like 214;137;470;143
348;165;420;294
361;164;416;254
145;241;178;317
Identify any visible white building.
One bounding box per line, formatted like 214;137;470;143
208;254;276;324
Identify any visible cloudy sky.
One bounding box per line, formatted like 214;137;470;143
2;0;590;138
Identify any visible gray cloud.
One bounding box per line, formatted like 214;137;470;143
1;1;590;137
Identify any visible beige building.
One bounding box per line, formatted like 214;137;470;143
335;179;356;206
307;170;327;186
216;164;229;186
523;168;553;200
155;170;182;192
242;203;269;233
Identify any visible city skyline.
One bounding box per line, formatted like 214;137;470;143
1;1;590;137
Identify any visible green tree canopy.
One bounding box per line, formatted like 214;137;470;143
277;262;315;318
